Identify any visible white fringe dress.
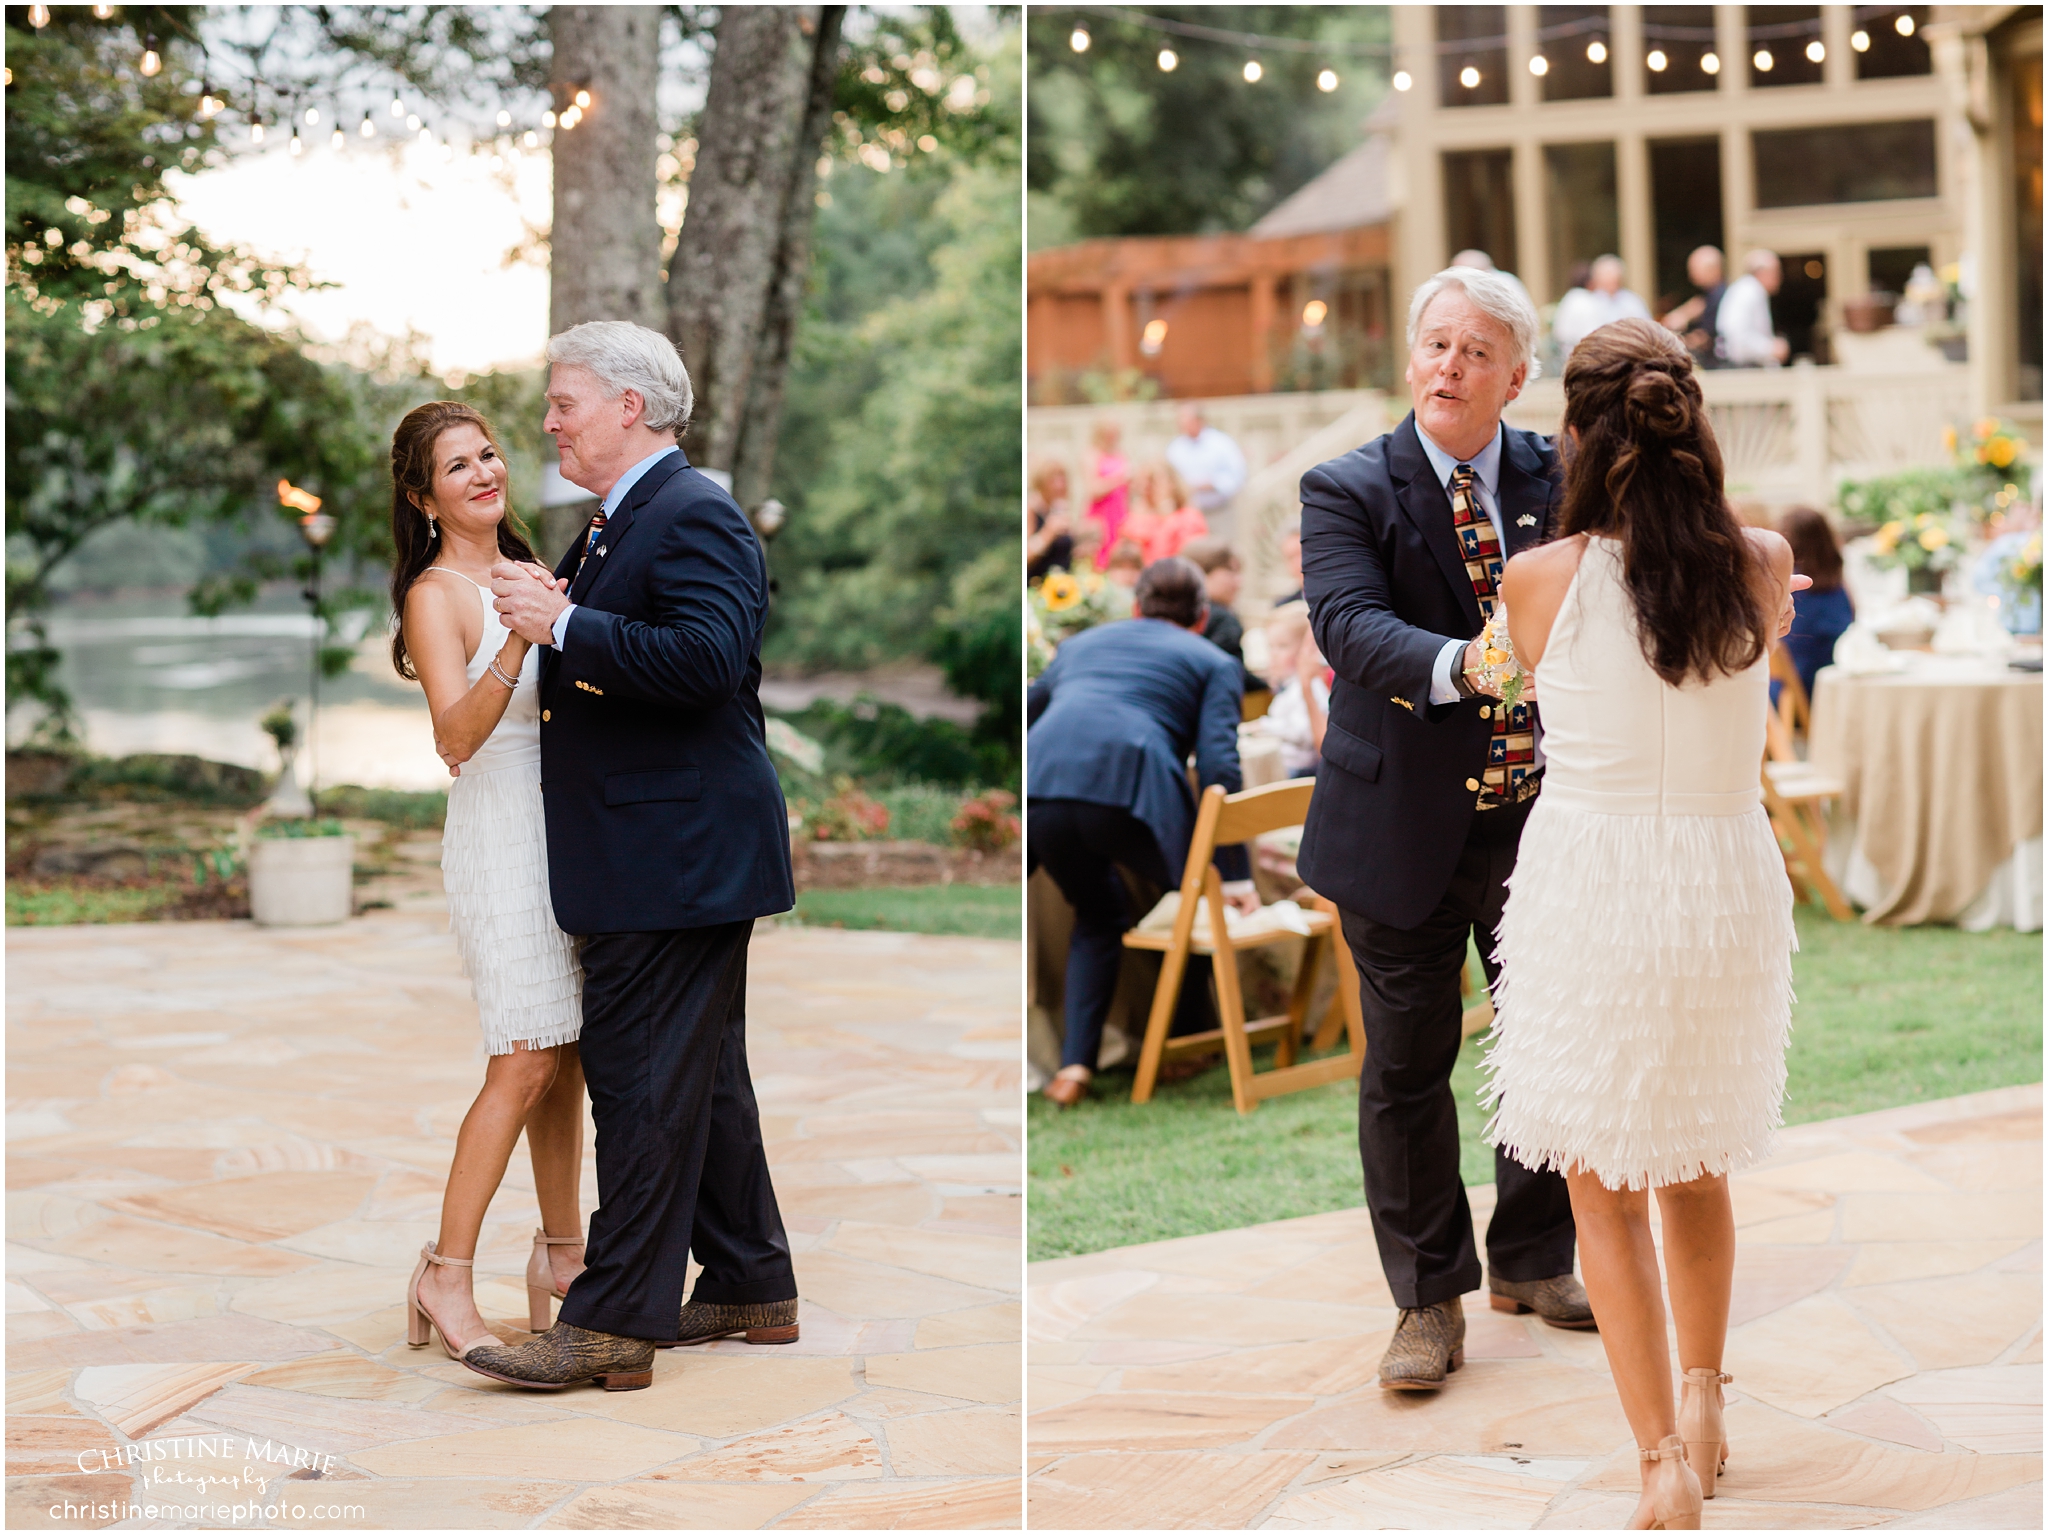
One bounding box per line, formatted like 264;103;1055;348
1481;536;1795;1192
429;569;582;1055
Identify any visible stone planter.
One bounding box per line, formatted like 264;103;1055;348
248;834;355;926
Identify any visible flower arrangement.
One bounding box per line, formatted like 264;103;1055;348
2007;532;2043;597
951;788;1019;854
1470;608;1527;708
1943;416;2034;529
1029;567;1126;676
1867;511;1962;577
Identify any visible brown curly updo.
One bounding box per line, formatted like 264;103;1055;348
1557;318;1768;687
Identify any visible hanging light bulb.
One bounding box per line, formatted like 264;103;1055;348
250;115;265;144
1805;39;1825;63
1460;64;1481;88
27;6;50;29
140;36;162;76
1302;299;1329;329
289;131;303;156
1752;48;1774;71
1586;39;1607;64
1895;13;1915;36
91;2;113;16
417;125;431;144
390;97;405;116
1317;67;1339;92
542;109;556;128
1157;48;1178;72
330;126;344;149
496;109;511;127
1647;48;1668;71
1243;59;1263;82
406;113;421;131
1069;25;1089;53
359;113;374;137
303;106;319;126
1701;50;1721;73
523;130;539;148
573;88;591;108
1529;53;1549;76
1392;69;1413;91
1851;28;1871;50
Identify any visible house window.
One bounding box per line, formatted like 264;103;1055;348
1443;149;1519;274
1867;246;1932;298
1854;5;1932;80
1643;5;1719;95
1752;120;1938;207
1537;6;1613;102
1649;137;1724;314
1747;5;1824;89
1438;6;1510;108
1545;142;1620;301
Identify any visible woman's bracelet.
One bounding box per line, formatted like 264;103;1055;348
486;657;520;690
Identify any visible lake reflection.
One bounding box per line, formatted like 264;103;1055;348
15;590;447;791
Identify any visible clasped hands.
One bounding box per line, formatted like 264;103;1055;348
491;559;570;645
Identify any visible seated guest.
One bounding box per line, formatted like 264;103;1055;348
1086;419;1133;568
1257;602;1330;778
1180;537;1247;678
1146;463;1212;563
1777;506;1855;700
1028;463;1074;579
1103;539;1145;592
1028;558;1254;1107
1271;519;1305;607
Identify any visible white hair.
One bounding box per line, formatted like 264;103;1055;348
546;320;693;435
1406;265;1543;382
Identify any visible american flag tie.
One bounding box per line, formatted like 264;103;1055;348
1448;463;1537;808
575;508;607;578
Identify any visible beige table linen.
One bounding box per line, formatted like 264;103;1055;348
1808;662;2044;925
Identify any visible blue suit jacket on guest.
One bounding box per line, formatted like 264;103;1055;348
538;450;795;936
1296;412;1561;930
1026;618;1244;878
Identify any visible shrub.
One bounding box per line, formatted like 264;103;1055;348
951;788;1019;853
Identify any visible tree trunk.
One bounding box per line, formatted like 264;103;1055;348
548;5;663;333
664;6;822;484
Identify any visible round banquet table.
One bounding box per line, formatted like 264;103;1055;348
1807;655;2043;928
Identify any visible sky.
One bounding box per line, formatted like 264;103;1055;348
168;135;555;380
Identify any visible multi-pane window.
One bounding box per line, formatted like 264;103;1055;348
1443;149;1519;273
1545;142;1621;300
1642;5;1721;95
1536;6;1613;102
1752;120;1938;207
1853;6;1933;80
1747;5;1825;88
1438;7;1511;107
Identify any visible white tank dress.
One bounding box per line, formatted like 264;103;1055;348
1481;536;1795;1192
428;569;582;1055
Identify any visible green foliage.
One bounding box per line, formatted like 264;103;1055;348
54;753;269;807
775;697;996;789
6;884;173;927
256;818;348;839
312;784;449;831
789;882;1020;939
259;701;299;753
1026;7;1391;241
1028;908;2042;1260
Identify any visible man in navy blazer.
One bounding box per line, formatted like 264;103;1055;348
1027;558;1249;1106
469;321;797;1390
1296;269;1589;1391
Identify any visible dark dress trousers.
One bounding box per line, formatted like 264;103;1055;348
1027;618;1246;1070
1297;412;1576;1310
539;449;798;1339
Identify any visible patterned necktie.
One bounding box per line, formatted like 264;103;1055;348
575;507;607;578
1448;463;1538;808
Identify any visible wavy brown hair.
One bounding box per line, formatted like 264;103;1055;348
1778;505;1845;592
1558;318;1768;686
387;401;538;680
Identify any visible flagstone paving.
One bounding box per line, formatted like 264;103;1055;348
1028;1083;2042;1529
6;909;1022;1529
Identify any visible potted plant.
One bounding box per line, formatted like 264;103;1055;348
247;817;355;926
260;700;313;818
1837;468;1966;596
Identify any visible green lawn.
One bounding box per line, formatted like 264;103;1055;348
787;883;1020;940
1027;907;2043;1261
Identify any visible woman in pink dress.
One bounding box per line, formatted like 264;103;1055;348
1085;420;1132;568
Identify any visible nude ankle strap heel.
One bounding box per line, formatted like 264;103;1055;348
526;1229;584;1331
407;1241;479;1361
1678;1367;1732;1499
1635;1435;1703;1530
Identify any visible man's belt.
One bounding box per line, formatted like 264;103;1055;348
1475;766;1544;812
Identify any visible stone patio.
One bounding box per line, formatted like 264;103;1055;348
6;911;1022;1529
1028;1084;2041;1529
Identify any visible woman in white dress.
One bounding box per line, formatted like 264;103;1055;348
385;402;586;1359
1482;320;1800;1530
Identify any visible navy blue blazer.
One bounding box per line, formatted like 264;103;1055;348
538;450;795;935
1026;618;1244;878
1295;413;1561;929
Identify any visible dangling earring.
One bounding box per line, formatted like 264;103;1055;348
426;515;438;540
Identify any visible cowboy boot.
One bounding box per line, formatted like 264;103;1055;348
654;1297;800;1349
461;1322;654;1391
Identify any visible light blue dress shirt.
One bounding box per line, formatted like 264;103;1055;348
548;444;681;651
1414;422;1505;705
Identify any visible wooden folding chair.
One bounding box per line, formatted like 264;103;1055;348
1124;779;1367;1114
1769;644;1811;744
1760;735;1853;920
1242;687;1274;722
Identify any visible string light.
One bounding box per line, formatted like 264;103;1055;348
1529;53;1549;76
199;86;223;118
417;125;431;144
560;104;583;127
1302;299;1328;328
1586;39;1607;64
1157;48;1177;71
573;88;591;108
27;6;49;28
390;97;405;116
1139;319;1167;356
1069;25;1090;53
1316;67;1338;92
1752;48;1773;71
1852;29;1871;50
523;130;539;148
1646;48;1668;71
496;109;512;127
1701;50;1721;74
140;36;162;76
542;109;557;128
289;130;302;156
359;113;374;136
1805;39;1825;63
303;107;319;126
407;113;422;131
1392;69;1413;91
250;114;265;144
91;2;113;15
1242;59;1262;82
1895;13;1915;36
330;126;344;149
1459;64;1481;88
